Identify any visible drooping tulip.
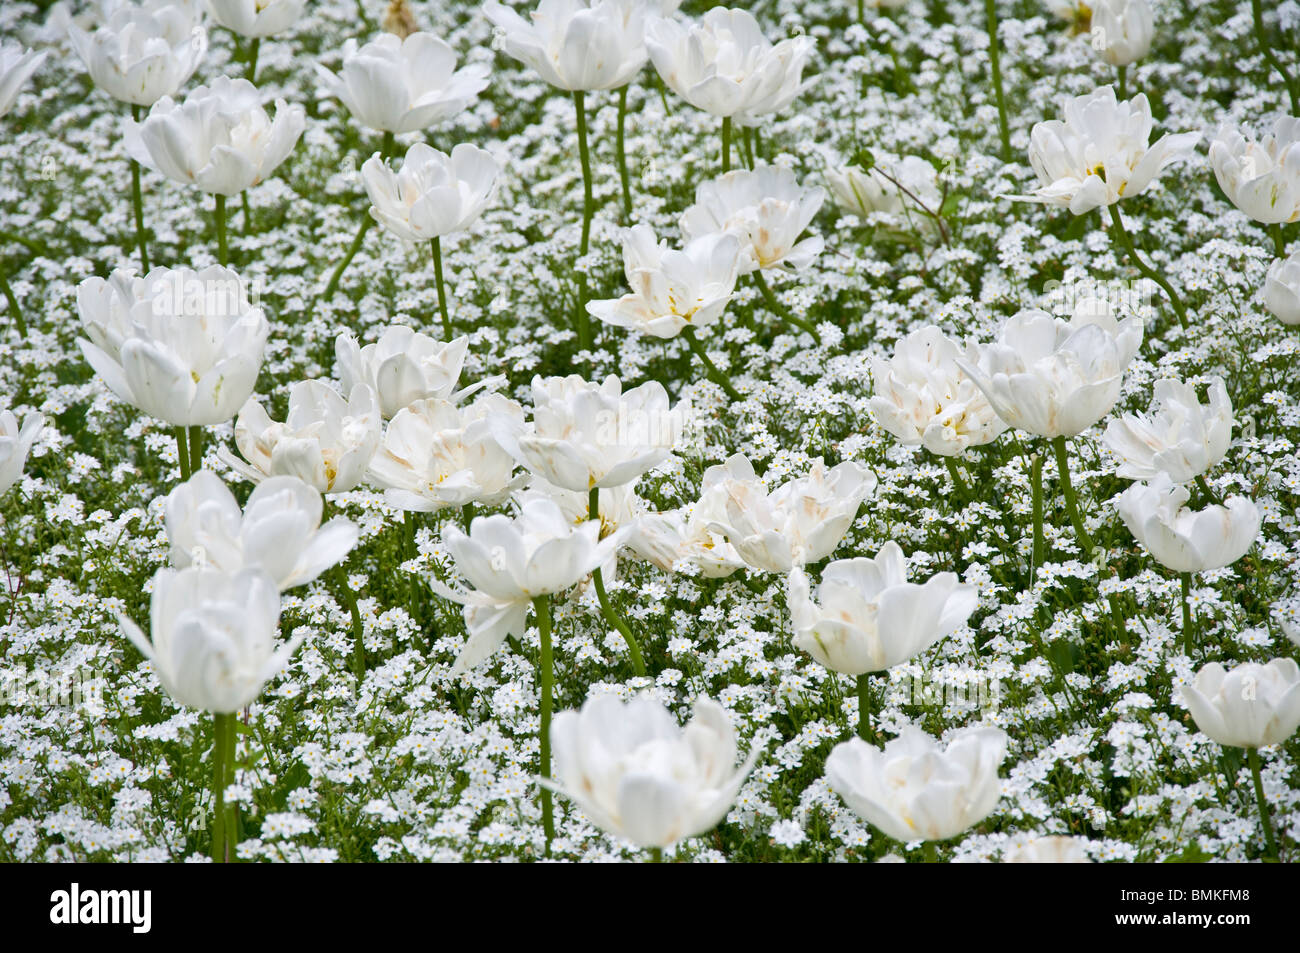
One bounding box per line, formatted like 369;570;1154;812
786;541;978;675
1102;377;1233;483
315;31;490;135
123;76;305;196
826;725;1008;845
1115;474;1260;574
541;694;761;850
227;380;382;494
164;470;359;591
76;266;269;427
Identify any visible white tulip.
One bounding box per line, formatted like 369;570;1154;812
1263;250;1300;324
957;299;1143;439
1116;473;1260;574
118;566;300;713
0;42;47;118
1019;86;1199;214
787;541;978;676
491;374;688;493
228;381;382;494
1102;377;1233;482
123;76;305;196
368;394;527;512
870;326;1007;457
362;142;499;244
587;225;742;339
430;497;626;673
76;265;269;427
826;726;1008;843
1181;659;1300;749
164;471;359;591
680;165;825;274
625;477;745;579
826;155;942;224
68;1;206;107
1088;0;1153;67
1209;118;1300;226
206;0;305;38
315;31;490;135
704;454;876;573
543;694;761;848
483;0;648;92
335;327;491;419
0;408;43;496
1003;835;1092;863
644;7;815;124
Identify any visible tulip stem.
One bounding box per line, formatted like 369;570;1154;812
649;847;663;863
210;712;232;862
1194;474;1222;507
340;572;365;679
1180;572;1194;656
1106;203;1188;330
1051;436;1093;560
588;487;646;676
616;85;632;221
721;115;732;174
129;104;150;273
1116;64;1128;100
943;457;969;499
752;270;820;341
984;0;1011;162
1247;746;1280;861
682;327;742;401
741;128;755;170
247;36;260;87
856;673;873;743
174;427;192;481
923;840;938;863
241;191;252;236
573;90;594;351
187;425;204;475
214;194;229;267
0;268;25;339
1030;453;1044;574
320;131;393;302
533;594;555;856
1270;222;1287;259
462;502;476;530
1251;0;1300;115
431;236;454;339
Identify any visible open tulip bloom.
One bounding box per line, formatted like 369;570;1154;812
1088;0;1154;70
1209;117;1300;256
1102;376;1233;484
541;694;761;856
206;0;306;39
1181;658;1300;860
1263;249;1300;324
335;327;494;420
0;408;43;497
825;725;1008;851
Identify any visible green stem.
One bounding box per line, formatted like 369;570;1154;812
858;0;864;22
721;115;732;174
247;36;260;86
741;127;755;170
210;712;231;862
130;104;150;272
1270;222;1287;259
649;846;664;863
240;191;251;236
462;501;476;531
1181;571;1194;656
1251;0;1300;115
573;90;594;351
224;708;238;861
1107;203;1188;330
922;840;938;863
1116;64;1127;100
752;270;820;341
215;194;228;267
616;85;632;221
1051;435;1093;560
533;594;555;855
984;0;1011;161
402;511;416;562
320;132;392;302
682;327;741;401
431;236;454;339
174;426;192;481
1030;453;1044;575
187;425;203;475
0;268;25;339
589;487;646;676
943;457;969;499
1248;746;1280;862
1194;474;1222;507
857;673;873;743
